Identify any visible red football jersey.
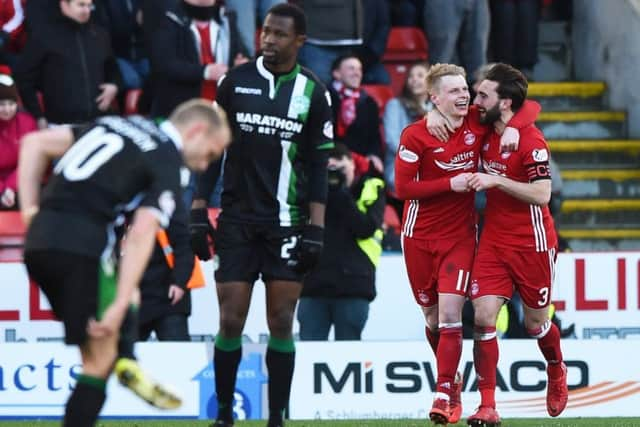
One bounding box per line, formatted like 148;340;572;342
395;108;487;241
480;124;558;251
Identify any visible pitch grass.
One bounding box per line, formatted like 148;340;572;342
2;419;640;427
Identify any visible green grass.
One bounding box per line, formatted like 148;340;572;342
1;419;639;427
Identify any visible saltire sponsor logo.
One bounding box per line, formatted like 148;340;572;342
482;159;507;176
434;151;475;171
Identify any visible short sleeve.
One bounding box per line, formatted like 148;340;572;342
305;86;334;152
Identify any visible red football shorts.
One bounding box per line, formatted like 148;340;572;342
469;241;558;308
402;234;476;307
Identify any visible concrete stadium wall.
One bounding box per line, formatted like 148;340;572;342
573;0;640;137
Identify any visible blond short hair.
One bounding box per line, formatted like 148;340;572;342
426;63;466;95
169;99;229;132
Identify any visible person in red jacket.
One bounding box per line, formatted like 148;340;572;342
0;0;26;66
0;66;36;209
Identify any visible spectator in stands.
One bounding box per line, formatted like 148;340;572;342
137;204;197;342
390;0;425;27
383;61;431;218
25;0;108;35
298;143;385;341
355;0;390;84
423;0;490;79
329;53;384;176
0;0;26;68
150;0;249;118
293;0;362;84
490;0;540;79
0;66;35;210
16;0;121;128
99;0;149;91
225;0;284;58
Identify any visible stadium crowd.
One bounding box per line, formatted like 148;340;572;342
1;1;573;426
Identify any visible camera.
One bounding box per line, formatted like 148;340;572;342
327;164;347;188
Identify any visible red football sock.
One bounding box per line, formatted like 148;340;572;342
436;325;462;397
474;326;498;408
529;321;564;371
425;326;440;355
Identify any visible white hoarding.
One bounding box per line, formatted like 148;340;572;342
290;340;640;419
0;341;638;420
1;252;639;342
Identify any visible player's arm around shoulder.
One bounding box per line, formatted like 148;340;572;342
18;127;74;226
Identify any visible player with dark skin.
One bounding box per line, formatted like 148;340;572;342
190;4;332;427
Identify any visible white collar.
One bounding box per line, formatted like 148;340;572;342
160;121;183;152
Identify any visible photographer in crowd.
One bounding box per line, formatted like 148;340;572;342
297;143;385;341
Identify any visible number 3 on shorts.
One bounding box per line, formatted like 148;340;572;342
281;235;298;260
538;287;549;306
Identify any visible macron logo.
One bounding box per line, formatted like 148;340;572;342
235;87;262;95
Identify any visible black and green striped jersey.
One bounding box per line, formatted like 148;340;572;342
210;56;334;226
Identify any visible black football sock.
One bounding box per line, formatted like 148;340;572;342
214;335;242;421
63;374;106;427
266;336;295;425
118;304;139;360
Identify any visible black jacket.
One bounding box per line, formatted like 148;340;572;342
139;201;194;325
16;12;121;123
302;175;385;301
329;87;383;160
150;5;247;117
99;0;146;61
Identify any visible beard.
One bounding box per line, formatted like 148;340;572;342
478;103;502;125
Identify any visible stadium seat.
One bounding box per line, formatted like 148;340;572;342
383;27;429;95
362;84;395;116
0;211;26;262
125;89;142;116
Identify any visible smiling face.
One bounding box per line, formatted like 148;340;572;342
260;13;305;71
430;74;470;119
332;57;363;90
474;79;503;125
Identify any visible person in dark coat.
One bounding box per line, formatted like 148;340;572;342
138;201;194;341
149;0;249;118
16;0;121;128
298;143;386;340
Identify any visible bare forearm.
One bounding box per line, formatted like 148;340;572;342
495;177;551;206
115;210;159;307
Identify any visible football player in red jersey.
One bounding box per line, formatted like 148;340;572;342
394;63;539;425
465;63;567;427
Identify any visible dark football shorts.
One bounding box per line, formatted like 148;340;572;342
214;220;304;284
24;250;115;345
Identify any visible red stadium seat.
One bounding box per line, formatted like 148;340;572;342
383;27;429;95
0;211;26;262
383;27;429;63
362;84;395;116
125;89;142;116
